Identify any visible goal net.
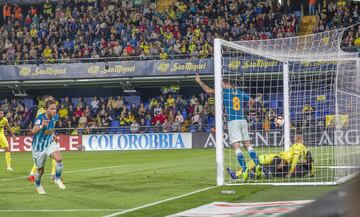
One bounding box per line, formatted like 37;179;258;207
214;28;360;186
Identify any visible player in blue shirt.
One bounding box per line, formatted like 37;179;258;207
195;74;259;180
31;100;65;194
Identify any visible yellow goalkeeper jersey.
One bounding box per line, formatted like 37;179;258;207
279;143;308;173
0;117;8;136
259;153;279;165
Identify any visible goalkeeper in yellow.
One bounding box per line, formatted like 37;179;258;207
27;95;58;182
260;134;314;179
229;134;314;180
0;108;16;171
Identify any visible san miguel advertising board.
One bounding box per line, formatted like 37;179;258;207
0;59;213;81
0;58;350;81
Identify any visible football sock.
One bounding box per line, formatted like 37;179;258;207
235;149;247;172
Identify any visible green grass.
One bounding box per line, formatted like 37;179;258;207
224;146;360;183
0;149;338;217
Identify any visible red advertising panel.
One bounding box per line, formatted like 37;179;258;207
1;135;82;152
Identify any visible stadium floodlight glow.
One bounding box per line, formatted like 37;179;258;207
14;93;28;97
123;89;137;93
214;26;360;186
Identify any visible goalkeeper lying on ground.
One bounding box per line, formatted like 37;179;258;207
227;134;314;180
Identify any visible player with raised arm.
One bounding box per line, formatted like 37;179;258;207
31;100;65;194
0;109;16;171
27;95;58;182
195;74;259;180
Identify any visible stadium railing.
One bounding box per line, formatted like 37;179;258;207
8;124;216;136
0;53;201;65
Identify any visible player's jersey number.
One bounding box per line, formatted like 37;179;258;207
232;97;241;111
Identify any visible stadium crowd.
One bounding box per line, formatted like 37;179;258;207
0;0;358;64
0;89;297;135
0;93;216;135
0;0;345;135
313;1;360;52
0;0;302;64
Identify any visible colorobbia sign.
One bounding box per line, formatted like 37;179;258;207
5;129;358;152
4;133;192;152
82;133;192;151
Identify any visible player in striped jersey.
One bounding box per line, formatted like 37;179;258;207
31;100;65;194
0;109;16;171
195;74;260;180
27;95;58;182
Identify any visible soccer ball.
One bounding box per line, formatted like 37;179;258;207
274;116;284;127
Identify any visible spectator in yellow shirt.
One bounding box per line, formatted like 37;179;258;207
30;28;38;38
43;45;52;58
11;122;20;135
159;48;168;60
58;104;69;119
140;42;151;55
125;112;135;125
188;43;196;53
149;98;158;109
302;102;314;113
354;37;360;47
199;46;209;58
166;95;175;108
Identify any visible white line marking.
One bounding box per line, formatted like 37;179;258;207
103;186;217;217
315;165;360;169
338;89;360;98
0;165;129;181
0;209;125;212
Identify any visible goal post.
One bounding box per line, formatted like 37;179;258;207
214;38;224;186
214;28;360;186
283;62;291;151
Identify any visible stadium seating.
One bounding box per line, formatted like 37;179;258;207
0;89;335;135
0;0;356;134
0;0;302;64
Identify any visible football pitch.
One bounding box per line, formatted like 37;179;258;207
0;149;338;217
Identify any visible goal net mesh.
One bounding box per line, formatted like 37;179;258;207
217;28;360;185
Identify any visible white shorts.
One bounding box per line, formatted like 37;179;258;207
228;119;250;144
32;142;59;168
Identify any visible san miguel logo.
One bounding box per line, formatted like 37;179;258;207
228;60;241;70
88;65;100;75
32;67;66;76
157;62;207;73
157;63;170;73
102;65;136;74
242;60;278;69
228;60;278;70
20;67;66;77
170;62;207;72
19;67;31;77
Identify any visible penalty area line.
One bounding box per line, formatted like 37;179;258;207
103;186;218;217
0;165;130;181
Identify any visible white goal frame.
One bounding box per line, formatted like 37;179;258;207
214;34;360;186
